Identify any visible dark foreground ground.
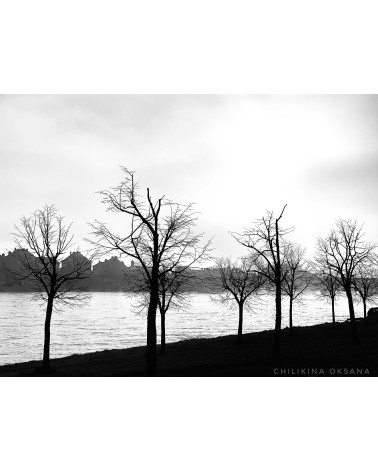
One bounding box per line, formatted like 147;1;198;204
1;319;378;376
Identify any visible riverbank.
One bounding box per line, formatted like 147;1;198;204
1;318;377;376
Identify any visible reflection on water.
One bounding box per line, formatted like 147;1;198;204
0;291;357;365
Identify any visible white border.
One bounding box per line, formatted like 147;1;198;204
1;1;378;471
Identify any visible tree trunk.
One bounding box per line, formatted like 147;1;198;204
346;286;358;343
331;296;335;329
237;302;244;344
289;296;293;336
273;280;282;357
160;309;166;355
146;293;158;374
273;216;282;358
43;296;54;372
363;299;367;323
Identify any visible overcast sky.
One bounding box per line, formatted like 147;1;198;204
1;94;378;262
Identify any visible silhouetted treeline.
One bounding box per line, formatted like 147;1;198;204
4;167;378;375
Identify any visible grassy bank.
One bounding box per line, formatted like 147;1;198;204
1;319;378;376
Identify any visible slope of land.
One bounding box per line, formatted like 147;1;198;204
1;319;377;376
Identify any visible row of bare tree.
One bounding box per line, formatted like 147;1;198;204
9;168;378;374
215;207;378;357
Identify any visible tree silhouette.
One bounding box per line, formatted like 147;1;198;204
11;205;91;372
213;256;265;343
352;260;378;322
232;205;292;356
316;218;376;342
89;168;210;374
314;266;342;329
282;243;311;335
131;265;196;355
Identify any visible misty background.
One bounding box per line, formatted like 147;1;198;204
1;94;378;261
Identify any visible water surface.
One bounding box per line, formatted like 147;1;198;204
0;291;359;365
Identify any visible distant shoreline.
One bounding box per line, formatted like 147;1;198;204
0;289;214;294
0;318;377;377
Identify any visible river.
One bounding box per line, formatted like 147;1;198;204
0;291;363;365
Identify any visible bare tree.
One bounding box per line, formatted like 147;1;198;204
89;168;211;374
352;259;378;322
213;256;265;344
232;205;293;356
130;265;195;355
157;269;194;354
11;205;91;372
314;266;342;329
316;218;376;342
282;243;311;335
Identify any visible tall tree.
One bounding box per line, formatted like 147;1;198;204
352;260;378;322
282;244;311;335
233;205;292;356
89;168;210;374
12;205;91;372
213;256;265;343
316;218;376;342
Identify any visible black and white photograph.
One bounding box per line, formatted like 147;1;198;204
1;2;378;472
1;94;378;377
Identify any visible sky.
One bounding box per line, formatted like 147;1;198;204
1;94;378;263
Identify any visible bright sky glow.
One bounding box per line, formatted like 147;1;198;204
1;95;378;262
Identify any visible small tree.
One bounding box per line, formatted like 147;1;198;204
213;256;265;343
89;168;211;374
316;218;376;342
353;260;378;322
282;244;311;335
233;205;293;356
131;265;194;355
11;205;91;371
314;267;342;329
157;269;193;354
